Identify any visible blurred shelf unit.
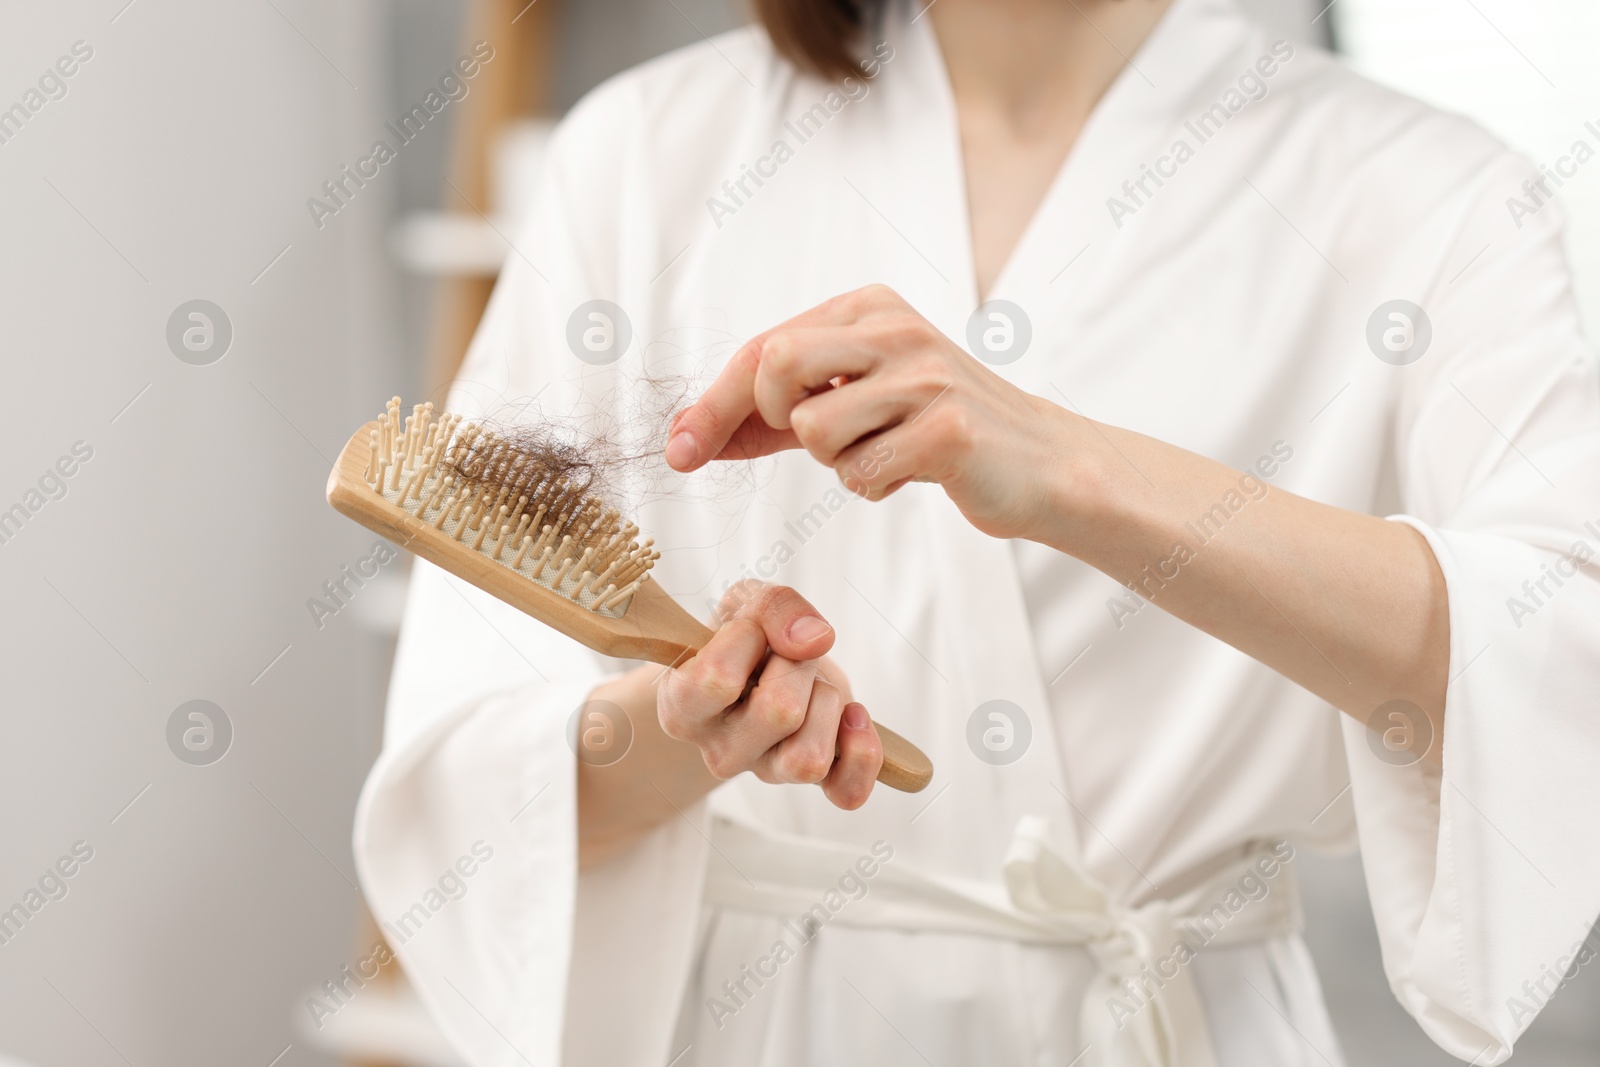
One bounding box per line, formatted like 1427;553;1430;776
391;118;553;277
414;0;561;390
299;980;466;1067
326;3;563;1067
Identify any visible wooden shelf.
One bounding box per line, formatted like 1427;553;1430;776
391;212;509;276
390;119;553;277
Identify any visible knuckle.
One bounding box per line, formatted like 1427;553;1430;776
762;692;806;735
760;334;797;377
832;288;869;317
838;459;874;496
803;742;836;783
699;406;733;442
930;405;973;449
883;314;931;351
787;751;831;785
698;660;747;700
701;744;740;780
717;582;764;622
861;283;899;307
789;404;821;443
838;447;876;479
731;340;763;381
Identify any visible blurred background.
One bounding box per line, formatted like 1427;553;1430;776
0;1;1595;1064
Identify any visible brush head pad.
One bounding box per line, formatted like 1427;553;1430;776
365;397;658;618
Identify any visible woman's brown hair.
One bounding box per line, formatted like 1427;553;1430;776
751;0;885;79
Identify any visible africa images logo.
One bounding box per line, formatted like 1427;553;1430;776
705;42;895;228
1105;41;1295;228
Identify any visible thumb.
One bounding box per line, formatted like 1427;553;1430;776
719;581;835;662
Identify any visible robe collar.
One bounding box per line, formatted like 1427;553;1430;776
868;0;1260;870
880;0;1261;340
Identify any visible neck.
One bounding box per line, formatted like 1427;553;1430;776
927;0;1174;132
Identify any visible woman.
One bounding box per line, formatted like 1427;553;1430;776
354;0;1600;1064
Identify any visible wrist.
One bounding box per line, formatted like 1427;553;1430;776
589;661;659;709
1027;397;1129;555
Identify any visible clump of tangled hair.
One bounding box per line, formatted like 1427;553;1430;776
429;327;781;569
432;361;735;547
428;403;651;563
444;423;608;509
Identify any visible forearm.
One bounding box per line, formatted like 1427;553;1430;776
576;664;721;870
1039;407;1450;748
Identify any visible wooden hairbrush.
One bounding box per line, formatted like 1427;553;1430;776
326;398;933;793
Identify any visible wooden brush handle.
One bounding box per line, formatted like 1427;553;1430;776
857;723;933;793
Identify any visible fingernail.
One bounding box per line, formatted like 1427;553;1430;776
843;703;868;730
788;615;832;644
665;431;698;469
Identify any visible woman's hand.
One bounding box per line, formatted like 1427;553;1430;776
658;581;884;810
578;580;882;868
664;284;1072;541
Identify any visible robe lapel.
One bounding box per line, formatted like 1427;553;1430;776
864;10;1083;862
919;487;1088;862
874;0;1258;871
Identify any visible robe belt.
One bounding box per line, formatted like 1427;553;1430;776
703;815;1300;1067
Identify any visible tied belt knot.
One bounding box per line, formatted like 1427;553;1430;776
1002;816;1261;1067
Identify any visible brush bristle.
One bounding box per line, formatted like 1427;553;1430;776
366;397;658;617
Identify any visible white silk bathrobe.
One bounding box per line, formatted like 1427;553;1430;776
353;1;1600;1064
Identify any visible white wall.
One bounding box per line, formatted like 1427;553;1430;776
0;2;397;1063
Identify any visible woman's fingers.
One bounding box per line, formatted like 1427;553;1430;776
665;286;911;472
820;703;883;810
661;578;881;809
658;616;769;742
662;581;835;764
812;655;855;705
833;413;960;501
786;373;910;465
751;326;882;431
664;335;812;471
717;579;836;662
667;341;766;471
754;673;846;785
668;406;800;468
698;654;815;779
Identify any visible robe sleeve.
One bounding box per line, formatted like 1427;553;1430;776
1344;150;1600;1064
351;80;712;1067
